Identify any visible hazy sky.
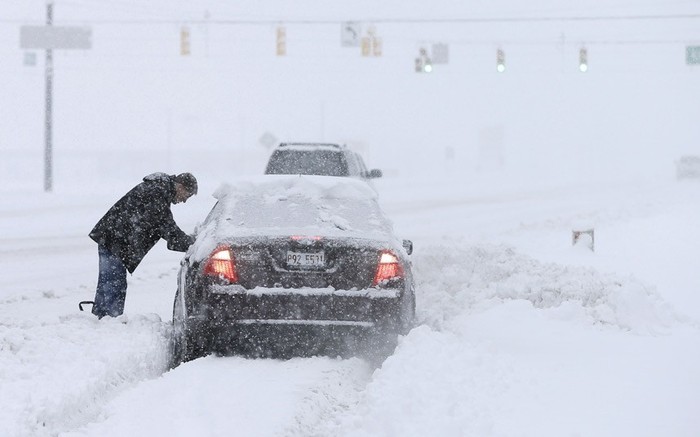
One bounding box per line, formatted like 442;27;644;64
2;1;699;190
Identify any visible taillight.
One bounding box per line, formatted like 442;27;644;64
203;246;238;283
372;250;404;286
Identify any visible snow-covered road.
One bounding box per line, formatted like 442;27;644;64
1;177;699;437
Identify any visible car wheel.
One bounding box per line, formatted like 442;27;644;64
171;287;209;366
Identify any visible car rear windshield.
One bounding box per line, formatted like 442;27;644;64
210;194;389;238
191;176;396;261
265;149;349;176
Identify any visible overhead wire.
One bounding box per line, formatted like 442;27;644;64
1;12;700;24
3;3;698;62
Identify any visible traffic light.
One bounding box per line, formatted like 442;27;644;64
579;47;588;72
180;26;190;56
361;36;371;57
496;48;505;73
276;26;286;56
359;26;382;57
371;36;382;57
415;47;432;73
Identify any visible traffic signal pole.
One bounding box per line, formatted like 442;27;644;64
44;1;54;192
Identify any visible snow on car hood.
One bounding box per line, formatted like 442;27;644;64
191;175;398;262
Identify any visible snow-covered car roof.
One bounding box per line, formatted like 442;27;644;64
191;175;397;261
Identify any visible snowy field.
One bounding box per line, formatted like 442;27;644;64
2;0;700;436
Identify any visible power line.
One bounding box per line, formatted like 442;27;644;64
1;13;700;25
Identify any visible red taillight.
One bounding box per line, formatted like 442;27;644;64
203;246;238;283
372;250;404;286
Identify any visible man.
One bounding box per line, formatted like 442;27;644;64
89;172;198;318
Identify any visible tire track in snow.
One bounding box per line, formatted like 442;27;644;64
59;356;373;437
283;358;374;437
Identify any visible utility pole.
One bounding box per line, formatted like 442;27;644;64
44;1;54;192
20;3;91;192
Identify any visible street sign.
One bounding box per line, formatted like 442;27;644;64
686;46;700;65
341;22;361;47
20;25;92;50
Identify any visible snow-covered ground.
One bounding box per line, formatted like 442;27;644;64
1;174;699;436
2;0;700;436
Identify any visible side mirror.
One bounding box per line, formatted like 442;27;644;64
402;239;413;255
366;169;383;179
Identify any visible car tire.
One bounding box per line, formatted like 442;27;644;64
171;287;209;366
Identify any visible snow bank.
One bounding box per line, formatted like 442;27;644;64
413;243;677;333
0;314;170;437
324;243;692;437
337;325;513;437
335;302;699;437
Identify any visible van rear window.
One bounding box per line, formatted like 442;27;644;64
265;150;349;176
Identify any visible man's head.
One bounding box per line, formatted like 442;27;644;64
173;173;198;204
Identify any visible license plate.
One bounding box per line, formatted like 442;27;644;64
287;251;326;268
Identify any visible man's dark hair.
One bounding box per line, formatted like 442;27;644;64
174;173;198;195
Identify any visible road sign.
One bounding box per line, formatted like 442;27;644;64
341;22;361;47
686;46;700;65
20;26;92;50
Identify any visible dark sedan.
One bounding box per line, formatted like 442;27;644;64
171;175;414;364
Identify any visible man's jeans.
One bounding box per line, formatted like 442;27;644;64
92;245;128;318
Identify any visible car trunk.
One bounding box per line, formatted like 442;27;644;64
230;236;380;290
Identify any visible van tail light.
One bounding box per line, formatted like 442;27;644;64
372;250;404;286
203;245;238;283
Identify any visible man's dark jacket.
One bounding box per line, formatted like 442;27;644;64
89;173;194;273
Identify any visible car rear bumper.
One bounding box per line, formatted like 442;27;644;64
191;284;406;332
233;318;374;328
210;284;401;299
208;319;395;357
183;281;412;357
